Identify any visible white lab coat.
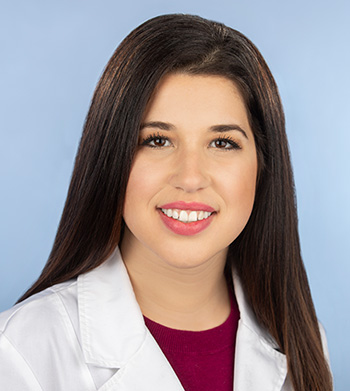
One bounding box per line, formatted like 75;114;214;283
0;248;330;390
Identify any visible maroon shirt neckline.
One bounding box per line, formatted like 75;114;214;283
143;289;239;354
144;289;240;391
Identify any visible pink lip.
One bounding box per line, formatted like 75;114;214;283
158;204;216;236
159;201;215;213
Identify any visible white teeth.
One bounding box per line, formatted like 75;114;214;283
179;210;188;222
161;208;213;223
188;211;197;222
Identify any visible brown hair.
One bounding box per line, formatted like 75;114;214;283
18;14;332;390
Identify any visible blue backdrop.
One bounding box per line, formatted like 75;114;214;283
0;1;349;389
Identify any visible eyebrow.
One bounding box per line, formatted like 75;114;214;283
140;121;248;139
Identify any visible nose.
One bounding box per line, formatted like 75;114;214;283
168;148;211;193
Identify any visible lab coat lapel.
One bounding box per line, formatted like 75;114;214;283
78;248;184;390
233;272;288;391
99;332;184;391
78;248;146;368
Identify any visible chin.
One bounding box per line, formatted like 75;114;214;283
154;245;228;270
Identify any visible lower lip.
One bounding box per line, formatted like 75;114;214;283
158;210;215;236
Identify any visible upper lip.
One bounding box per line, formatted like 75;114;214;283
159;201;216;213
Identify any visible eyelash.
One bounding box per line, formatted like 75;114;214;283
140;133;171;148
140;133;242;150
211;136;241;150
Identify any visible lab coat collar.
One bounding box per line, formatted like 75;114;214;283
232;271;288;390
232;270;283;351
78;247;146;368
78;248;288;390
78;248;184;390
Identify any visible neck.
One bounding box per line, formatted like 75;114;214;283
120;243;230;331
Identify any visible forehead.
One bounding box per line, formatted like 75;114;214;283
142;73;250;132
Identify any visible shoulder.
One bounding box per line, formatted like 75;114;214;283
0;279;80;367
0;280;78;338
0;280;99;390
318;321;332;367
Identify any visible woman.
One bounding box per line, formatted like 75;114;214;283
0;14;332;390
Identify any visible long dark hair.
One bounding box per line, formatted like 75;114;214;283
18;14;332;390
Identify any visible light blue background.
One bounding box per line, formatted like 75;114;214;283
0;0;349;389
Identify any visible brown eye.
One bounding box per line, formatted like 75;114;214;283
153;137;167;147
214;139;229;148
140;134;172;148
210;138;241;150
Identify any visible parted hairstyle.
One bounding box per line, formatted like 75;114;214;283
19;14;332;390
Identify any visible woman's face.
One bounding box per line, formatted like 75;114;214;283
121;73;257;269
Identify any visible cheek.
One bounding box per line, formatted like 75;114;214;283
123;156;164;211
220;157;257;215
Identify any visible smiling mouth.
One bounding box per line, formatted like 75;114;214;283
160;208;214;223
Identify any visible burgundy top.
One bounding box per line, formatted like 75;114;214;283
144;291;240;391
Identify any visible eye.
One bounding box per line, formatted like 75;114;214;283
209;137;241;150
140;133;172;148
